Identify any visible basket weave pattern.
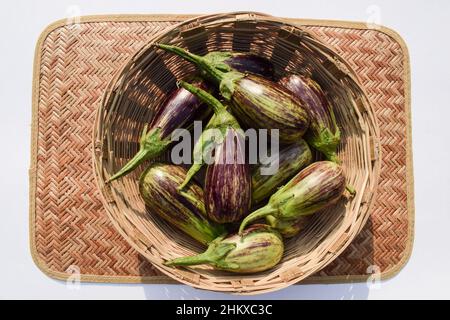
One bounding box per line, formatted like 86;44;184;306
30;15;411;287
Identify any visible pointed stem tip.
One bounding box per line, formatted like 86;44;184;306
346;184;356;196
107;148;149;183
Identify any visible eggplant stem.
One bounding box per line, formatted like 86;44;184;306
327;151;340;164
140;124;148;143
239;205;277;235
107;148;149;183
165;238;235;267
106;127;170;183
346;184;356;196
164;252;213;267
156;44;225;83
179;81;226;115
178;163;202;191
327;100;341;138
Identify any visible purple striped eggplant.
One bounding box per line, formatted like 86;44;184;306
165;224;283;273
205;127;251;223
239;161;346;233
139;163;225;245
203;51;274;79
156;44;310;143
107;80;209;182
279;74;341;162
178;81;251;224
252;139;313;204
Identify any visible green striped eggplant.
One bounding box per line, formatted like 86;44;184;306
107;80;209;182
139;163;225;245
279;74;341;162
239;161;346;233
156;44;310;143
252;139;313;204
178;81;251;223
266;215;310;238
165;224;283;273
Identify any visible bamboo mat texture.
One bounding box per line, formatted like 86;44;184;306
29;15;413;284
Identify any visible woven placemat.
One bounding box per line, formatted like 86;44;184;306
29;14;414;284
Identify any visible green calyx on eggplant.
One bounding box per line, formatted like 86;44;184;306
156;44;310;143
139;163;225;245
107;80;210;183
165;224;283;273
252;139;313;205
177;81;251;224
239;161;346;234
279;74;341;162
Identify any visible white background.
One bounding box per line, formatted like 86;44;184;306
0;0;449;300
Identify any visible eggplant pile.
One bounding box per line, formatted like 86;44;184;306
112;44;353;274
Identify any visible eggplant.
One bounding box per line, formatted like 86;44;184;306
139;163;225;245
239;161;346;233
107;80;209;182
203;51;274;79
165;224;283;273
266;215;310;238
178;81;251;224
279;74;340;162
252;139;313;204
156;44;310;143
205;127;251;223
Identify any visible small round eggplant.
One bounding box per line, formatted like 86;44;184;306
165;224;284;273
252;139;312;204
239;161;346;233
139;163;225;245
279;74;340;162
156;44;310;143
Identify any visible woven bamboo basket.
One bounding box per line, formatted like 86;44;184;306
92;12;380;294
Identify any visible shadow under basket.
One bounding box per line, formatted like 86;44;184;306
92;12;380;294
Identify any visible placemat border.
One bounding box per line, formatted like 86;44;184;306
29;14;414;285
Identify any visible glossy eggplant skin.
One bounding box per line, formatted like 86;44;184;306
231;75;310;143
220;52;274;79
139;164;225;245
156;44;310;143
205;128;251;223
165;224;284;273
252;139;312;204
240;161;346;233
279;74;340;162
151;80;210;139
